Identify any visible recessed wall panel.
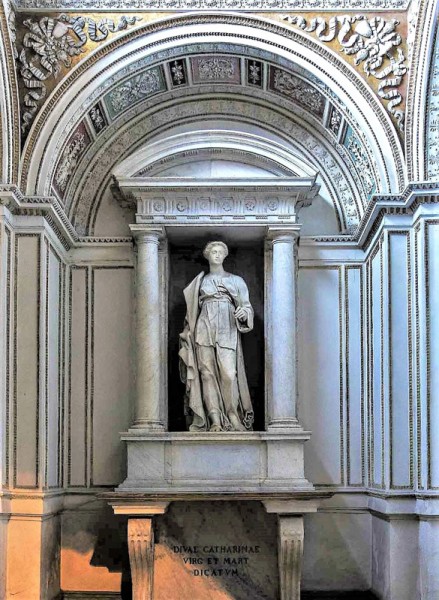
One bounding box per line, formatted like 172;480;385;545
389;233;412;488
15;235;39;488
427;222;439;489
47;248;61;488
298;267;342;485
68;267;88;487
91;267;133;486
346;266;364;486
371;248;383;488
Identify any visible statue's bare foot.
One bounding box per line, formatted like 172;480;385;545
210;424;222;432
229;413;246;432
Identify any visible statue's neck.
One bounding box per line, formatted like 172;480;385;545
209;265;225;276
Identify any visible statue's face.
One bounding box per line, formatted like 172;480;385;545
208;244;226;266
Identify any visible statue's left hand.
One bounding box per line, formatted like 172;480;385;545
234;307;247;322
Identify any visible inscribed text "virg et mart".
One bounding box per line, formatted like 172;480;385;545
172;545;262;576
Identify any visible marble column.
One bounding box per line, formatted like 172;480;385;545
131;226;164;430
267;227;300;429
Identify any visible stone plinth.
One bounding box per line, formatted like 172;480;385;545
118;430;312;493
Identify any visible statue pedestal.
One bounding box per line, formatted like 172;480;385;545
118;430;312;493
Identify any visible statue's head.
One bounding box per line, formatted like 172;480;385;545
203;241;229;265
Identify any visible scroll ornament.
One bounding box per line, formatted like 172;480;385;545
283;15;407;131
18;14;141;133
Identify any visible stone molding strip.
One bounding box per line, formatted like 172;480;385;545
12;0;410;11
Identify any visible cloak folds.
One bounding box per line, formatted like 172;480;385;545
178;272;254;432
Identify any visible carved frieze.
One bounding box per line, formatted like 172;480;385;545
53;121;91;198
282;14;408;131
344;126;376;199
14;0;410;9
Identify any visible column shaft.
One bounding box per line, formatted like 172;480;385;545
133;230;163;429
269;229;299;427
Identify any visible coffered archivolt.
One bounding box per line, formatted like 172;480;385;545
64;94;371;236
20;16;405;187
12;9;410;141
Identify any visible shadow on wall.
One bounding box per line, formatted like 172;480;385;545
61;501;131;597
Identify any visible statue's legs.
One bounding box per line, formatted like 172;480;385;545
197;345;224;431
197;345;244;431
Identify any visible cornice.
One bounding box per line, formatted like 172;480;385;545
0;185;132;249
309;181;439;247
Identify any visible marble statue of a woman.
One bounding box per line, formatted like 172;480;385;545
179;241;255;432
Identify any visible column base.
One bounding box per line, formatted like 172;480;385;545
268;418;303;431
129;420;165;432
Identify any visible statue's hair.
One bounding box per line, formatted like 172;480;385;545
203;241;229;260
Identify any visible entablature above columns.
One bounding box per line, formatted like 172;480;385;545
117;177;319;226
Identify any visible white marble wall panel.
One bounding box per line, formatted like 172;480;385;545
302;512;371;591
419;519;439;598
371;516;419;600
345;266;364;486
388;232;413;489
427;221;439;489
0;226;11;487
68;266;88;487
298;267;342;486
14;234;40;488
91;267;133;486
371;515;390;599
47;248;61;488
370;246;384;489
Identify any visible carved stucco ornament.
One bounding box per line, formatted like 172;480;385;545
17;14;141;133
283;15;407;131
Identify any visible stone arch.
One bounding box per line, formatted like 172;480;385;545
19;13;406;234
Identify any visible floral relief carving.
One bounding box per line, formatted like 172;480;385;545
198;57;235;80
346;132;376;198
54;128;89;194
283;14;407;131
107;68;162;115
271;69;325;116
427;23;439;179
17;14;141;133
